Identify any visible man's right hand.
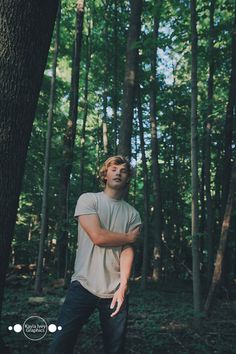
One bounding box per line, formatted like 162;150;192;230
127;225;142;243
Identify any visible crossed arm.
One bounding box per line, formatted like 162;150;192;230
78;214;140;316
78;214;140;247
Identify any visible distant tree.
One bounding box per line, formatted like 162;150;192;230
57;0;85;279
149;0;163;281
204;161;236;316
79;20;92;194
203;0;215;283
118;0;142;159
0;0;59;350
190;0;201;318
112;0;119;154
221;4;236;215
35;2;61;295
136;84;149;289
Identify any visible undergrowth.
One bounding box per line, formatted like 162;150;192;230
1;278;236;353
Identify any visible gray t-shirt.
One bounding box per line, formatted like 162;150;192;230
71;191;141;298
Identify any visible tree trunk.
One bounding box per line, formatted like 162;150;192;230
79;21;92;194
221;5;236;215
118;0;142;159
102;2;109;156
57;0;84;279
137;84;149;290
220;5;236;289
170;73;181;269
204;161;236;316
149;1;163;281
190;0;201;317
0;0;59;350
34;1;61;295
112;0;118;154
204;0;215;284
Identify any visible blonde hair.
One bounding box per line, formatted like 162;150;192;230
99;155;132;186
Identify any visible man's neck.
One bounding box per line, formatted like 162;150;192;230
103;186;124;200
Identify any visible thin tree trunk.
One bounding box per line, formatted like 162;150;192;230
220;5;236;289
137;84;149;290
118;0;142;159
190;0;201;317
57;0;84;279
150;1;163;281
204;0;215;283
0;0;59;350
102;1;109;156
204;161;236;315
221;5;236;215
170;73;181;266
34;2;61;295
79;21;91;194
112;0;118;154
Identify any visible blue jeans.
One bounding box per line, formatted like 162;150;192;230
49;281;129;354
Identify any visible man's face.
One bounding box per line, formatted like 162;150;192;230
104;163;130;190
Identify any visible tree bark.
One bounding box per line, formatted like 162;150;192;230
204;161;236;316
79;21;92;194
118;0;142;159
170;71;181;270
57;0;84;278
0;0;59;350
112;0;119;154
137;84;149;290
149;1;163;281
102;1;110;156
221;5;236;215
204;0;215;284
190;0;201;317
34;2;61;295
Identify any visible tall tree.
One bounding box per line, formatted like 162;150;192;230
34;2;61;294
102;1;109;156
221;3;236;215
79;20;92;194
57;0;85;278
112;0;119;154
149;0;163;281
204;0;215;283
190;0;201;317
118;0;142;159
136;84;149;289
0;0;59;350
204;160;236;315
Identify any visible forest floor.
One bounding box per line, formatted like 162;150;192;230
1;275;236;354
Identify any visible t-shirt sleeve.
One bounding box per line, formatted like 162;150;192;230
122;210;142;251
74;193;97;218
128;210;142;231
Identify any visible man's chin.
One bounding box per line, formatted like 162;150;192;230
110;182;126;190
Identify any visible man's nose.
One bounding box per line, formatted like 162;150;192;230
115;170;121;176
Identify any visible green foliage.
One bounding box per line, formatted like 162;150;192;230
11;0;236;285
2;280;236;353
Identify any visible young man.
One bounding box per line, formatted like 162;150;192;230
49;156;141;354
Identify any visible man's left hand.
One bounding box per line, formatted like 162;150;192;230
110;285;127;317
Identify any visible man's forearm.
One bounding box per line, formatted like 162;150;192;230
119;246;134;288
95;228;136;247
79;215;140;247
